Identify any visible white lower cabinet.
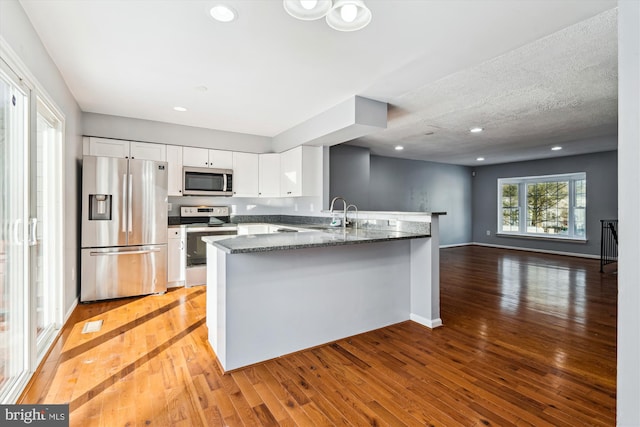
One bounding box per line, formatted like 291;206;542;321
167;228;186;287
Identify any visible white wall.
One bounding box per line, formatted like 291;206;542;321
617;2;640;425
0;0;83;315
83;112;271;153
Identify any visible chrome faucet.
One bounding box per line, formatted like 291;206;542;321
346;204;358;229
329;196;347;230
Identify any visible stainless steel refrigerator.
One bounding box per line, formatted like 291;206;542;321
81;155;168;302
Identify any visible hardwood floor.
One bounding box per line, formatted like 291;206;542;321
19;246;617;426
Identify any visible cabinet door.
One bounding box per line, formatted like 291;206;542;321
232;152;259;197
280;147;302;196
87;137;130;158
130;141;166;161
167;230;186;286
183;147;209;167
209;149;233;169
166;145;183;196
259;153;280;197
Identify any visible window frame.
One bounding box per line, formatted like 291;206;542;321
497;172;587;241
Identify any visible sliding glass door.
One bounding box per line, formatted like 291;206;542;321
33;98;62;356
0;61;29;403
0;55;63;403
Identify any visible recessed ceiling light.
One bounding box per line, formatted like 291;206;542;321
395;145;404;151
476;157;485;161
210;5;237;22
194;85;208;92
173;106;187;112
470;127;484;133
551;146;563;151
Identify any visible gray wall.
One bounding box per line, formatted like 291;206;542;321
330;145;473;246
472;150;617;256
329;145;370;208
2;0;84;315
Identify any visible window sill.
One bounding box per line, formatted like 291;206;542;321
496;233;588;244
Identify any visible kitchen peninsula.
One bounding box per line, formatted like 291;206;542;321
203;213;443;372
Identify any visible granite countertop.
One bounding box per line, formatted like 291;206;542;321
202;226;430;254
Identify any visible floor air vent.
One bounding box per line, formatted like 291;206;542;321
81;320;103;334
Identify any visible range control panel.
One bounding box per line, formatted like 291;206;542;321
180;206;230;217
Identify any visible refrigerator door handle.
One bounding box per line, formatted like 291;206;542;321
122;173;127;233
89;248;162;256
128;174;133;233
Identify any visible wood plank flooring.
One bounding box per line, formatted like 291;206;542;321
18;246;617;426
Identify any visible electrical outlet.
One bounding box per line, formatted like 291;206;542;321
486;230;491;236
168;202;172;211
71;267;75;281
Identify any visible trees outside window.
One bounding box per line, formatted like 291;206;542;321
498;173;586;240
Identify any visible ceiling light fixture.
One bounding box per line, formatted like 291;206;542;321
395;145;404;151
470;127;483;133
283;0;332;20
326;0;372;31
284;0;371;31
173;106;187;112
210;4;237;22
551;146;563;151
476;157;485;161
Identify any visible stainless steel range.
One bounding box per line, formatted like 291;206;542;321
179;206;237;286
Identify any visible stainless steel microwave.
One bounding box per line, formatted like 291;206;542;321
182;167;233;196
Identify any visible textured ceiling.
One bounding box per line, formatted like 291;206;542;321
18;0;617;165
350;7;618;165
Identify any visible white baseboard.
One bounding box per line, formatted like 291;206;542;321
469;242;600;259
410;313;443;329
64;297;78;324
440;242;473;249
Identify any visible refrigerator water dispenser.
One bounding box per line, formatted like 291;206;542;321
89;194;112;220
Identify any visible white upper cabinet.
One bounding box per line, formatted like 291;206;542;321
280;146;322;197
183;147;233;169
84;137;166;161
209;149;233;169
85;137;130;158
182;147;208;167
84;137;323;199
259;153;280;198
232;152;259;197
166;145;183;196
130;141;166;161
